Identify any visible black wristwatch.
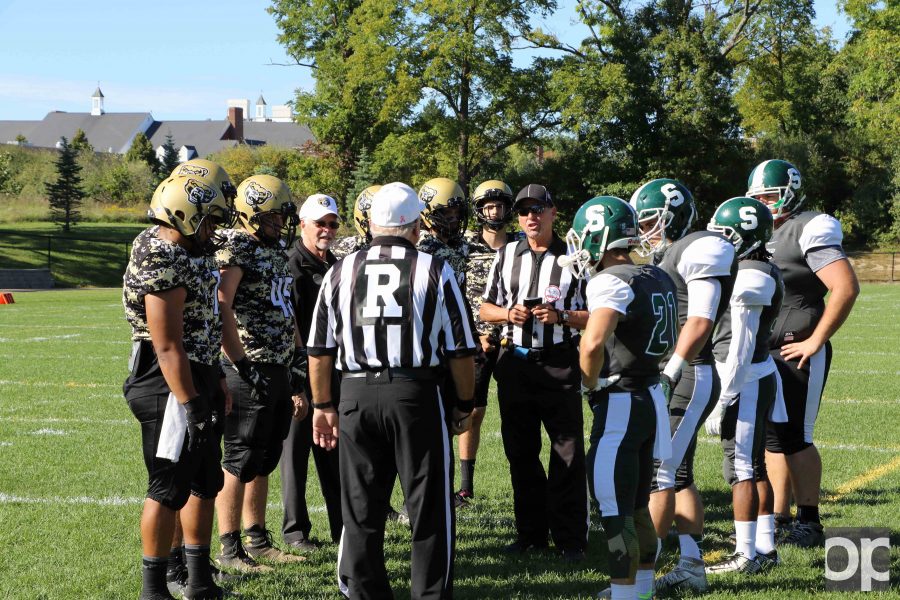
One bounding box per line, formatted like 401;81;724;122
558;309;569;324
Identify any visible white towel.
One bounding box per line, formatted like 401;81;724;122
650;384;673;461
156;393;187;462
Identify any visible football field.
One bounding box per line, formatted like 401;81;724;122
0;285;898;598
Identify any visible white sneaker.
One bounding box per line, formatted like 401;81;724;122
705;552;761;575
596;587;654;599
655;556;708;593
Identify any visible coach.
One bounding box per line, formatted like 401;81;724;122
307;182;477;599
479;184;590;561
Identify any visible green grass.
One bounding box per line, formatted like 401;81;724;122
0;286;898;598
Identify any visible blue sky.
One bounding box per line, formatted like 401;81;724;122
0;0;850;121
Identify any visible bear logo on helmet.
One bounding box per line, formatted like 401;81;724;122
419;185;437;206
176;164;210;177
184;178;218;206
244;181;274;207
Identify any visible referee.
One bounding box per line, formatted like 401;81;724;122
479;184;590;561
307;182;478;599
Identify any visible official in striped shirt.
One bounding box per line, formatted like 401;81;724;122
307;182;477;599
479;184;590;562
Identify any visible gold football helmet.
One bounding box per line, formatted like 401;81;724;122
235;174;298;245
418;177;466;238
471;180;513;230
148;174;236;251
171;159;238;202
353;184;382;240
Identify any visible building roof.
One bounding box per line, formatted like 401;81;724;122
256;94;266;105
243;121;314;149
24;112;153;153
146;120;237;159
0;121;39;145
92;87;104;98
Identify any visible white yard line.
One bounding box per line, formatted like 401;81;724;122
0;416;131;425
0;493;325;512
0;380;120;388
697;436;900;454
0;334;81;342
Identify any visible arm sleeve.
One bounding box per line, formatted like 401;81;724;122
585;274;634;315
439;262;479;357
677;235;735;283
685;278;721;320
481;250;504;305
799;214;846;272
306;266;337;356
719;304;763;399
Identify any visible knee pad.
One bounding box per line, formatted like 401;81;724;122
155;488;190;511
601;515;639;580
223;449;262;484
633;507;657;565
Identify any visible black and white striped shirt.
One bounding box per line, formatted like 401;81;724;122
482;236;587;348
307;236;478;370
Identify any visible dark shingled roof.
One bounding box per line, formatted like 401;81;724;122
24;112;154;153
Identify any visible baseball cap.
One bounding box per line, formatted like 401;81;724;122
369;182;425;227
298;193;339;221
513;184;553;208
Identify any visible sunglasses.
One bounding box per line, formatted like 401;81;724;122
516;205;547;217
314;219;340;230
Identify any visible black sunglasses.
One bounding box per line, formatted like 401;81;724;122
314;219;340;230
516;205;547;217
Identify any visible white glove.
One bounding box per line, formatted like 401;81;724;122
705;401;725;436
581;374;621;395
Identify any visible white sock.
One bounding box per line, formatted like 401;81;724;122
635;569;654;598
756;514;776;554
678;534;701;561
735;520;757;559
610;583;636;600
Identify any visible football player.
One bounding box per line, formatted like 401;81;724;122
630;178;737;594
562;196;677;600
747;160;859;546
214;175;305;571
123;170;235;600
704;197;786;575
331;185;381;258
417;177;470;288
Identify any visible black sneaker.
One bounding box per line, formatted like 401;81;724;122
454;489;474;509
775;516;795;543
166;562;188;598
504;539;548;554
386;506;410;525
781;521;824;548
243;526;306;564
560;548;585;563
285;536;320;552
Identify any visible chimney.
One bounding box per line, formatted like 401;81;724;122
227;107;244;142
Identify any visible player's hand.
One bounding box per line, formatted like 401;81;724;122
532;303;558;324
660;373;678;403
780;337;823;370
183;394;212;453
451;408;473;435
292;393;308;420
312;407;339;450
479;334;497;353
704;401;726;437
234;357;270;404
507;304;531;325
580;374;621;395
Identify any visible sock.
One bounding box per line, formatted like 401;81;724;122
734;520;757;559
797;505;819;524
635;569;654;599
678;534;702;561
610;583;635;600
219;530;241;554
184;544;216;594
166;545;183;574
460;459;476;494
140;556;170;598
656;538;663;562
756;514;776;554
244;523;268;547
774;512;793;526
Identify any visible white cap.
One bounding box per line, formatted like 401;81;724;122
369;182;425;227
298;193;339;221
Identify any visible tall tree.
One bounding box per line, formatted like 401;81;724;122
125;132;160;175
70;128;94;154
46;137;85;232
160;132;180;176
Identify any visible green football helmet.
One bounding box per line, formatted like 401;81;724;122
561;196;639;279
707;197;774;259
629;178;696;257
746;159;805;219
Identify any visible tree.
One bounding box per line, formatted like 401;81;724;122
46;137;85;231
14;134;27;145
125;132;160;175
70;128;94;154
160;132;180;176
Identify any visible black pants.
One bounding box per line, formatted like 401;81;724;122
494;346;588;552
280;371;342;543
337;371;454;600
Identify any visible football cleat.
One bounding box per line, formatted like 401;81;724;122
780;521;824;548
387;505;410;525
705;552;762;575
756;549;781;572
215;544;273;574
244;527;306;564
655;556;708;594
454;489;474;509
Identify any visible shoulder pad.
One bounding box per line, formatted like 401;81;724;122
677;235;735;283
586;273;635;315
798;213;843;255
732;267;776;306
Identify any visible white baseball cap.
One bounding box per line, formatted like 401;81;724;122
369;182;425;227
298;193;339;221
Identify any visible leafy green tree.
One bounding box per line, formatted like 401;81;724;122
0;152;22;194
46;137;85;231
160;132;180;176
125;132;160;175
14;134;27;145
70;128;93;154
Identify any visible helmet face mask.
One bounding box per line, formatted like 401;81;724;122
419;178;467;239
707;197;774;260
563;196;639;279
235;175;297;247
746;159;805;220
629;179;696;258
472;180;514;230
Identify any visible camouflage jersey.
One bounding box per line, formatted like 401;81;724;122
123;225;222;366
462;228;523;336
215;229;295;365
332;235;369;259
417;231;469;292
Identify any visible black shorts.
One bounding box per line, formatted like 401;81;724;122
766;342;832;455
474;347;499;408
721;372;776;486
125;362;224;510
222;363;293;482
651;363;719;492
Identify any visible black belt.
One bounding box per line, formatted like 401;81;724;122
342;367;443;381
503;340;577;362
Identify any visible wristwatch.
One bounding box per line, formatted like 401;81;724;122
559;309;570;324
